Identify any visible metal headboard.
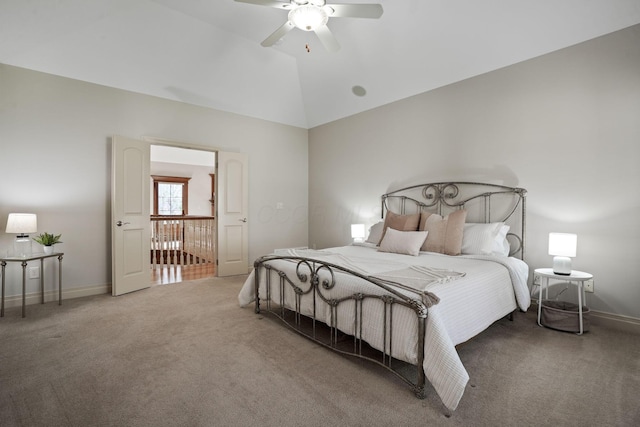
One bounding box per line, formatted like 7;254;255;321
381;182;527;259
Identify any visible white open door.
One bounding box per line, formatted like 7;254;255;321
216;151;249;276
111;135;151;295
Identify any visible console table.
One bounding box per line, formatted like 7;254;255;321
1;252;64;318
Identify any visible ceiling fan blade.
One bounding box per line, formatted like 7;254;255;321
326;3;383;19
261;21;295;47
235;0;291;10
314;25;340;52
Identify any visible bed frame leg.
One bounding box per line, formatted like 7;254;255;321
414;386;426;399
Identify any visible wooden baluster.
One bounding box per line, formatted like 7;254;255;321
198;220;202;265
184;220;191;266
210;218;215;264
166;221;172;267
180;220;185;266
191;219;196;266
189;220;195;265
204;220;209;265
177;220;182;266
151;221;157;268
159;221;164;267
172;221;178;267
207;219;212;264
196;220;204;265
167;221;171;266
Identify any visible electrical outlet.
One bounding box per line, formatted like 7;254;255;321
28;266;40;279
584;279;594;293
533;275;540;285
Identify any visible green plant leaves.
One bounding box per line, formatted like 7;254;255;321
32;232;62;246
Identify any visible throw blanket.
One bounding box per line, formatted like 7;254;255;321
371;266;466;307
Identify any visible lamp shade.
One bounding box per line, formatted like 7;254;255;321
548;232;577;275
548;233;577;257
5;213;38;235
351;224;366;242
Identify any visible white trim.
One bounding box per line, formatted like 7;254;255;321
589;309;640;334
1;284;111;308
142;136;219;153
5;284;639;334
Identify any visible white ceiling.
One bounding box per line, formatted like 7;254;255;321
2;0;639;129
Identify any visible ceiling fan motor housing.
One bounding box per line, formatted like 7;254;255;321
235;0;383;52
289;4;329;31
292;0;327;6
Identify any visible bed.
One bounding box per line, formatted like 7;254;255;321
238;182;530;413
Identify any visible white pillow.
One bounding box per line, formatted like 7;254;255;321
377;227;428;256
462;223;511;256
365;221;384;244
495;225;511;257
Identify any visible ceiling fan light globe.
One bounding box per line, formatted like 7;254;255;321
289;4;328;31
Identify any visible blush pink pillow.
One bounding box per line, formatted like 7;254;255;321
378;211;421;245
418;210;467;255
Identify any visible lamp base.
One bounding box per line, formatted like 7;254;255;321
552;256;572;275
14;235;32;258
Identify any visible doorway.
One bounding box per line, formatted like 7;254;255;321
150;145;216;285
112;136;249;296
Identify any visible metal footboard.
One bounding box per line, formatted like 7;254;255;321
253;255;428;399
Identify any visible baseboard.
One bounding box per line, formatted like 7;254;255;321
7;284;639;334
2;283;111;309
589;310;640;334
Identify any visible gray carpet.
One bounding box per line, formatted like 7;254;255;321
1;275;639;427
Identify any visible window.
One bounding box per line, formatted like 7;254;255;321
152;176;190;215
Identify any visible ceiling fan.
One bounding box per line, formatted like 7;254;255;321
235;0;383;52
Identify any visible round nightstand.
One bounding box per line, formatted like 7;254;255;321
534;268;593;335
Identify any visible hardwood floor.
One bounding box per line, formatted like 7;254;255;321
150;263;215;285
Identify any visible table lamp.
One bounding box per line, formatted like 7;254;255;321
6;213;38;257
351;224;366;243
548;232;577;275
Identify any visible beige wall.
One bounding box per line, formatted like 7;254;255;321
0;64;309;299
2;24;638;320
309;25;640;320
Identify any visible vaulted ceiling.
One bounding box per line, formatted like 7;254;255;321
2;0;639;129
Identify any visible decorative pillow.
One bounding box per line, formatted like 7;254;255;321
378;211;421;245
461;223;511;256
365;221;384;244
418;210;467;255
378;227;429;256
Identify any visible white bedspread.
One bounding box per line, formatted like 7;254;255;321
238;245;530;412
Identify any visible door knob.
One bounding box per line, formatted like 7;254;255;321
239;218;247;223
116;221;131;227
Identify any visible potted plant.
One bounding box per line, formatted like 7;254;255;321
33;232;63;254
